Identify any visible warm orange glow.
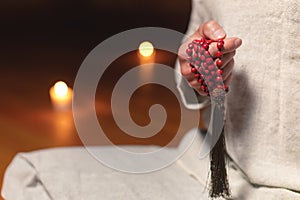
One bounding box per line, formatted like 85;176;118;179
49;81;72;111
138;41;154;57
54;81;68;97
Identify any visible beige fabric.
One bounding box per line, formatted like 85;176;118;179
177;129;300;199
1;146;211;200
176;0;300;199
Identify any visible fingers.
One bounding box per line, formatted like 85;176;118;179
178;20;241;96
196;89;209;96
197;20;226;41
180;56;196;80
185;59;234;93
186;74;207;96
192;83;208;96
222;59;234;80
183;57;235;94
224;73;233;86
220;51;235;68
209;37;242;57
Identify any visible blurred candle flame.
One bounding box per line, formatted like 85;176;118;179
138;41;156;83
49;81;72;111
138;41;154;57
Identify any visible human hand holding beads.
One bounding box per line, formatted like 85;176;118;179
178;20;242;96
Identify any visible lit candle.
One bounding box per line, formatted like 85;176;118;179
49;81;73;111
138;41;155;82
138;41;154;58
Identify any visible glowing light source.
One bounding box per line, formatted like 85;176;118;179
54;81;68;97
49;81;72;111
138;41;154;57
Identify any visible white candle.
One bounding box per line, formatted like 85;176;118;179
49;81;73;111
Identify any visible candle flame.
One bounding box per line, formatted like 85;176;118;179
138;41;154;57
54;81;69;97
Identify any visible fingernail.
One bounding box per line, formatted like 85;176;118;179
213;29;226;39
235;38;242;47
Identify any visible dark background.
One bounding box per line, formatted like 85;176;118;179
0;1;192;197
0;0;192;121
1;0;191;76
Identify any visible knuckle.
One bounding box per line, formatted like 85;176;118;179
180;66;191;77
189;80;199;88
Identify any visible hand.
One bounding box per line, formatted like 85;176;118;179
178;20;242;96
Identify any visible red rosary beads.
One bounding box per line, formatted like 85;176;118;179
186;38;228;96
186;38;231;198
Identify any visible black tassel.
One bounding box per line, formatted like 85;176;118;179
209;127;230;198
184;37;230;198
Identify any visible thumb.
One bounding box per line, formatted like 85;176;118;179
198;20;226;41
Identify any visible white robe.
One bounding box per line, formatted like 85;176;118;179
176;0;300;199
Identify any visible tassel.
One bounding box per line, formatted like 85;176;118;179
185;37;230;198
209;127;230;198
